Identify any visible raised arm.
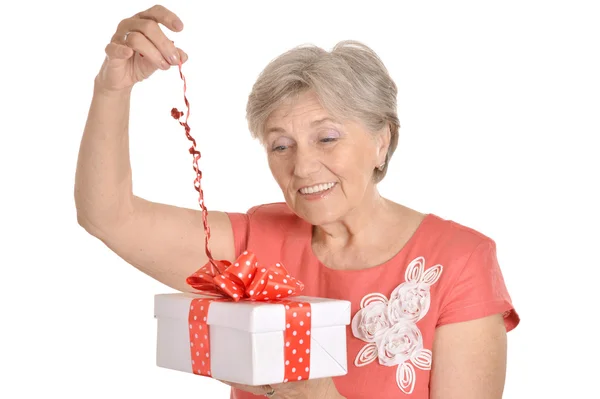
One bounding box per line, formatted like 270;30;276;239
74;5;236;292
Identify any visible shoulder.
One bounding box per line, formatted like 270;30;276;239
413;214;501;298
241;202;311;268
424;213;497;256
419;214;519;328
226;202;307;259
248;202;296;219
246;202;308;232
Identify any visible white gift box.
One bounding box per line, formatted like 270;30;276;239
154;293;351;386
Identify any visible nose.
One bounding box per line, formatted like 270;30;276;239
293;145;321;178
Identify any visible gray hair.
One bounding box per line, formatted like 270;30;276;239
246;40;400;183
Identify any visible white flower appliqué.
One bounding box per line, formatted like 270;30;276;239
351;256;443;394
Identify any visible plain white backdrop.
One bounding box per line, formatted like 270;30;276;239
1;0;598;398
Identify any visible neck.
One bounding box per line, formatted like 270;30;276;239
312;186;392;251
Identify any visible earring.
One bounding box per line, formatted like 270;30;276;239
377;162;385;171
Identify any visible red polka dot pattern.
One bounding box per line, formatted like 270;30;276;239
187;297;312;382
186;251;304;302
281;300;312;382
188;298;214;377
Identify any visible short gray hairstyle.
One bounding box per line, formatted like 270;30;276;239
246;40;400;183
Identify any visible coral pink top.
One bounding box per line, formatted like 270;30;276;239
226;203;519;399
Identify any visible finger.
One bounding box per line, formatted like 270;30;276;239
176;47;188;64
120;30;170;70
121;17;180;65
104;42;134;60
137;4;184;32
136;4;183;64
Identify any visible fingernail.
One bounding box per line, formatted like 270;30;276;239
171;53;180;64
174;20;184;30
161;59;170;70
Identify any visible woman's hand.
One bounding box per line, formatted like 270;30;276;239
222;377;344;399
95;4;188;94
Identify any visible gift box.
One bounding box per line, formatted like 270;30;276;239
154;292;351;385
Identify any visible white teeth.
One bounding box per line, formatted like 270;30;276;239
299;182;335;194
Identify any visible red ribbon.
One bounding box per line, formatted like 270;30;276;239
186;253;311;382
170;52;220;277
189;297;312;382
186;251;305;302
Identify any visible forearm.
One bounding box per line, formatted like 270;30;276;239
322;382;345;399
74;81;135;231
317;391;345;399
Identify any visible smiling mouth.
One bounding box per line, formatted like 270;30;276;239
298;182;336;195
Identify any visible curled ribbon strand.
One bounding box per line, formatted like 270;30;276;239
170;56;221;276
170;53;304;300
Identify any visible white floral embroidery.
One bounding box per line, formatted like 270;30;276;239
352;301;389;342
377;321;423;367
351;256;443;394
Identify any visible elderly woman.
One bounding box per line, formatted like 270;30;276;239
75;5;519;399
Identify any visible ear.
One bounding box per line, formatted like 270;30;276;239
376;124;392;165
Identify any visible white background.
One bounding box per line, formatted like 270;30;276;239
1;0;598;398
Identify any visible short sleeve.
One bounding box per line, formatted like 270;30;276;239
225;212;249;259
437;238;520;332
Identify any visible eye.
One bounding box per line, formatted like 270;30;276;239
270;137;294;152
320;137;337;143
318;129;341;144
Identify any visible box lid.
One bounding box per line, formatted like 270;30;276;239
154;293;351;333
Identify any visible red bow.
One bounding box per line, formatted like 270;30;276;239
186;251;304;302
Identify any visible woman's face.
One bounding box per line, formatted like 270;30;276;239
263;90;389;226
